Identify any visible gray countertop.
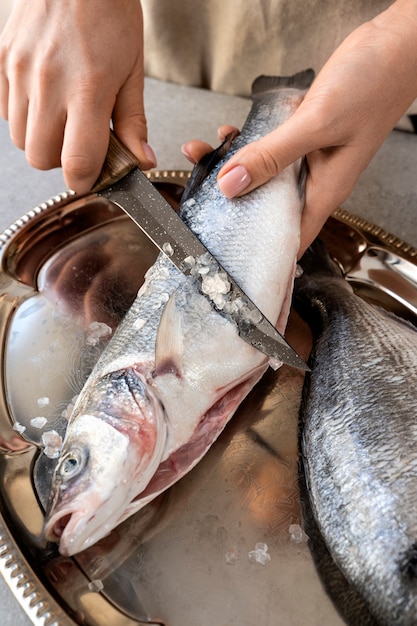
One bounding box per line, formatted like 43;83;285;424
0;77;416;625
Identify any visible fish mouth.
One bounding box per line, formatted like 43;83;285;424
44;506;94;556
44;502;118;556
47;512;71;541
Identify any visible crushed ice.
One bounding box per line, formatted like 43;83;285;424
248;542;271;565
201;272;231;309
37;396;50;407
133;318;146;330
151;292;170;311
181;255;196;272
86;321;112;346
88;579;104;592
288;524;308;544
13;422;26;434
268;357;283;371
30;416;48;429
295;264;304;278
241;306;263;324
180;251;267;326
162;242;174;257
61;395;79;421
42;430;63;459
181;252;232;311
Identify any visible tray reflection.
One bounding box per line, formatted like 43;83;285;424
0;173;416;625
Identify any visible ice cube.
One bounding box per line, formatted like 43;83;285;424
133;318;146;330
268;357;283;371
295;264;304;278
86;321;112;346
12;422;26;434
181;255;195;271
248;542;271;565
42;430;63;459
289;524;307;544
162;242;174;257
88;579;104;592
30;416;48;429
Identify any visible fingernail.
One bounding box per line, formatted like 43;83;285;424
218;165;251;197
141;141;157;168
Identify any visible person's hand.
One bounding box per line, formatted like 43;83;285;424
0;0;155;193
185;0;417;257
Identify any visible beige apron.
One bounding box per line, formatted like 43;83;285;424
142;0;392;97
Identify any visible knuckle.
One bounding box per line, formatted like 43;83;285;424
6;49;31;77
116;110;147;135
36;67;56;93
62;153;97;181
253;142;282;178
73;65;110;103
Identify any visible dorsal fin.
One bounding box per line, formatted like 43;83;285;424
181;130;239;203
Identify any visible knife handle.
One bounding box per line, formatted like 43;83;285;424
92;130;140;193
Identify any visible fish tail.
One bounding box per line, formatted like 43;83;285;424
251;69;315;96
293;239;350;333
298;238;343;280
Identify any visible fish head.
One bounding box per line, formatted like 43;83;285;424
43;365;167;556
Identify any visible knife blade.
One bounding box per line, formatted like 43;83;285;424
94;133;309;372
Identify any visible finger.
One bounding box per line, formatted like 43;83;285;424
24;86;66;170
298;148;363;257
6;69;28;150
217;124;240;142
9;56;68;168
217;110;320;198
181;140;214;164
0;71;9;120
112;66;156;171
182;126;240;164
62;104;114;193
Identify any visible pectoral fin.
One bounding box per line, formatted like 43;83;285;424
154;293;184;378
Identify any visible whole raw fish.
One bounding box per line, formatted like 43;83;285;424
294;240;417;625
44;69;314;556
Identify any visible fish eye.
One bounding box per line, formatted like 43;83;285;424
58;449;85;480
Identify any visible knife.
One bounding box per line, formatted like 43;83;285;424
92;131;309;372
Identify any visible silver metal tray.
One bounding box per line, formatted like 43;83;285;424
1;171;416;626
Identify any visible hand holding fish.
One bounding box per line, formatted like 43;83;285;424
0;0;156;193
184;0;417;257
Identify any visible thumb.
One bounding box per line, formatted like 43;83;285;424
217;111;314;198
112;69;156;171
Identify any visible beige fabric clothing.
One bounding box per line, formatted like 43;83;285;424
142;0;392;97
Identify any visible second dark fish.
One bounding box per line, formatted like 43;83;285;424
294;239;417;626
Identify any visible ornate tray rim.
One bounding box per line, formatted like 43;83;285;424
0;168;415;626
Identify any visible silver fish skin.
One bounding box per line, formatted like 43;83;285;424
44;69;314;556
294;240;417;626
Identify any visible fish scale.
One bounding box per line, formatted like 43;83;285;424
294;240;417;625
